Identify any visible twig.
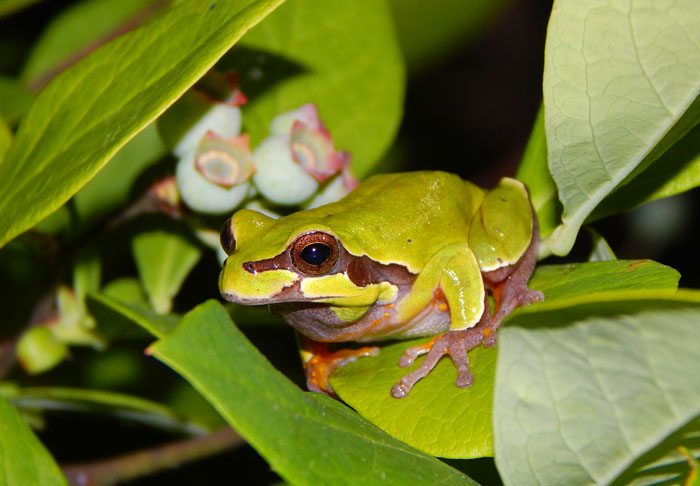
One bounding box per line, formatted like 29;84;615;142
61;428;243;486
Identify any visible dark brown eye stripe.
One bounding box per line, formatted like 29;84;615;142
242;234;415;289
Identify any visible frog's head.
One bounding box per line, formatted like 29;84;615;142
218;209;409;341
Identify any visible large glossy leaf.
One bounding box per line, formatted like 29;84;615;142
589;123;700;221
150;300;475;486
131;229;202;314
0;396;66;486
230;0;404;178
542;0;700;256
329;260;679;459
0;0;285;249
494;291;700;486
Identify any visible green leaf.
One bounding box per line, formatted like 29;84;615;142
590;123;700;222
150;300;475;486
20;0;159;85
88;287;180;339
9;386;206;435
332;341;496;459
132;229;202;314
329;260;679;459
494;292;700;486
72;248;102;300
516;104;561;241
0;0;45;20
542;0;700;256
0;396;67;486
587;228;616;262
231;0;404;178
0;0;285;249
388;0;509;73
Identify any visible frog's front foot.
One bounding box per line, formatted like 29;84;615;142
391;323;488;398
305;343;379;397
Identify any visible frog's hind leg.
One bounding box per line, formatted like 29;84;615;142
482;217;544;347
299;335;379;397
391;293;492;398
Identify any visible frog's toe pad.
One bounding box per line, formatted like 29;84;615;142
519;288;544;306
456;370;474;388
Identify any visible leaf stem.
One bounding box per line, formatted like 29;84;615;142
60;428;242;486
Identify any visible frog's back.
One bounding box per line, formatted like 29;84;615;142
299;171;485;272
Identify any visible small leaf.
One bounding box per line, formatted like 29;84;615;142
150;300;476;486
494;292;700;486
0;0;285;249
231;0;405;177
9;386;206;436
516;104;561;241
72;248;101;300
542;0;700;256
0;396;67;486
587;228;616;262
330;260;679;459
132;229;202;314
88;285;180;339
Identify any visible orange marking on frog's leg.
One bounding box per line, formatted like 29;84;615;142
391;308;491;398
397;333;445;368
392;293;492;398
432;288;449;312
302;338;379;397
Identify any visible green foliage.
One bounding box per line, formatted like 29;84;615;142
0;0;285;248
230;0;404;178
150;300;476;486
540;0;700;256
0;396;67;486
494;293;700;486
0;0;697;484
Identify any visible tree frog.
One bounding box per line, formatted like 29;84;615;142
219;171;544;398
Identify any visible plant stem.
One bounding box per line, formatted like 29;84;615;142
61;428;242;486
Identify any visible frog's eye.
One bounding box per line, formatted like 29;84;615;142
220;217;236;255
291;232;339;275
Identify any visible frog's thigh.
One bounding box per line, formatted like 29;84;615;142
469;177;533;272
396;244;485;331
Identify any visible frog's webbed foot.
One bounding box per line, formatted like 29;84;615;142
391;320;489;399
304;342;379;397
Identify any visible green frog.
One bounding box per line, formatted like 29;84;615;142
219;171;543;398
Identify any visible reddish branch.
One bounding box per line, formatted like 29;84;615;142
61;428;242;486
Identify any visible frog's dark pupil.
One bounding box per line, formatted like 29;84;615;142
300;243;331;266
